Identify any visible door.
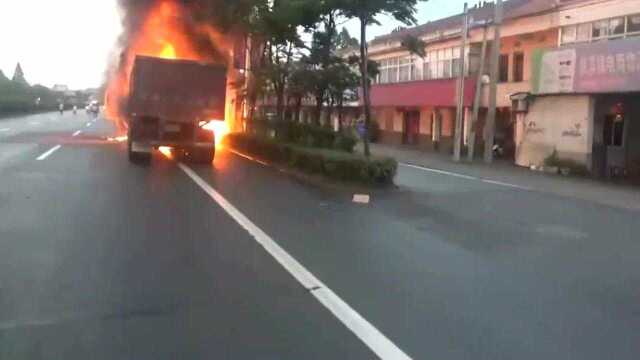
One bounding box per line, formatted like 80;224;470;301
604;113;627;176
403;111;420;145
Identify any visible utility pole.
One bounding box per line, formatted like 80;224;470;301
467;23;488;162
453;3;468;162
484;0;503;164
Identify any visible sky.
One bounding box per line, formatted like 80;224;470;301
0;0;465;90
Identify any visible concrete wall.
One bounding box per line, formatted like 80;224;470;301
516;95;594;168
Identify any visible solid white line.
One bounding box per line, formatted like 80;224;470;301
178;163;412;360
481;179;531;191
36;145;62;160
228;149;269;166
72;130;82;137
400;163;478;180
400;162;533;191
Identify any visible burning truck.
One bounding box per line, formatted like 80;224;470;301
105;0;242;164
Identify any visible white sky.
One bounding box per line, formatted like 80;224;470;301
0;0;464;90
0;0;122;90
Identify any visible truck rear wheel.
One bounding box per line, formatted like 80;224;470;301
128;139;151;164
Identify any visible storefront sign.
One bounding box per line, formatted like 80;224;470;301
532;37;640;94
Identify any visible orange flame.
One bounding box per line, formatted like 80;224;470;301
105;0;237;142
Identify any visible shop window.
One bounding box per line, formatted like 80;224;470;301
627;14;640;34
498;54;509;83
513;52;524;82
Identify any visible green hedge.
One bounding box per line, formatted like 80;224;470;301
225;133;397;186
251;118;358;153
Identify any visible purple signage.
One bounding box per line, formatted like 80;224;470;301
534;37;640;94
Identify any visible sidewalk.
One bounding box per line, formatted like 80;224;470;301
367;143;640;211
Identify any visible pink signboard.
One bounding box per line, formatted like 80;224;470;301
533;37;640;94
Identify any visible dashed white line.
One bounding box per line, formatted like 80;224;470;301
0;128;10;132
178;163;412;360
72;130;82;137
36;145;62;160
401;163;478;180
86;123;92;127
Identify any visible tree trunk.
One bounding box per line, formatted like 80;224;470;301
276;86;285;123
360;19;372;157
337;99;344;131
294;97;302;123
314;95;323;126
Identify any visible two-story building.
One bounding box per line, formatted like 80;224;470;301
368;0;640;179
367;0;560;160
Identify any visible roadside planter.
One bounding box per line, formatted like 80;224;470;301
224;133;397;186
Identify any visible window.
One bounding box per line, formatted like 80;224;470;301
423;62;431;80
577;23;591;42
627;14;640;33
442;59;452;78
592;20;609;39
609;17;625;37
499;54;509;83
389;59;399;82
562;15;640;46
452;58;461;77
562;25;577;44
513;52;524;82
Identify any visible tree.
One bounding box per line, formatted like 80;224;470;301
287;62;314;122
401;34;426;58
12;63;28;86
338;0;425;156
336;27;360;50
326;62;359;129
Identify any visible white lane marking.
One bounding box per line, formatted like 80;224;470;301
228;148;269;166
86;123;92;127
0;128;10;132
179;163;412;360
29;121;41;126
481;179;531;191
72;130;82;137
36;145;62;160
401;163;478;180
401;162;533;191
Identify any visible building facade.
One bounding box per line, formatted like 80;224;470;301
367;0;640;179
520;0;640;178
367;0;561;158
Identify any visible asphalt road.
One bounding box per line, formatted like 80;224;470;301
1;111;639;359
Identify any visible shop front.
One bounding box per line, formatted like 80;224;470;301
369;78;476;153
519;37;640;178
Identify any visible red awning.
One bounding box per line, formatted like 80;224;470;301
369;78;477;108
